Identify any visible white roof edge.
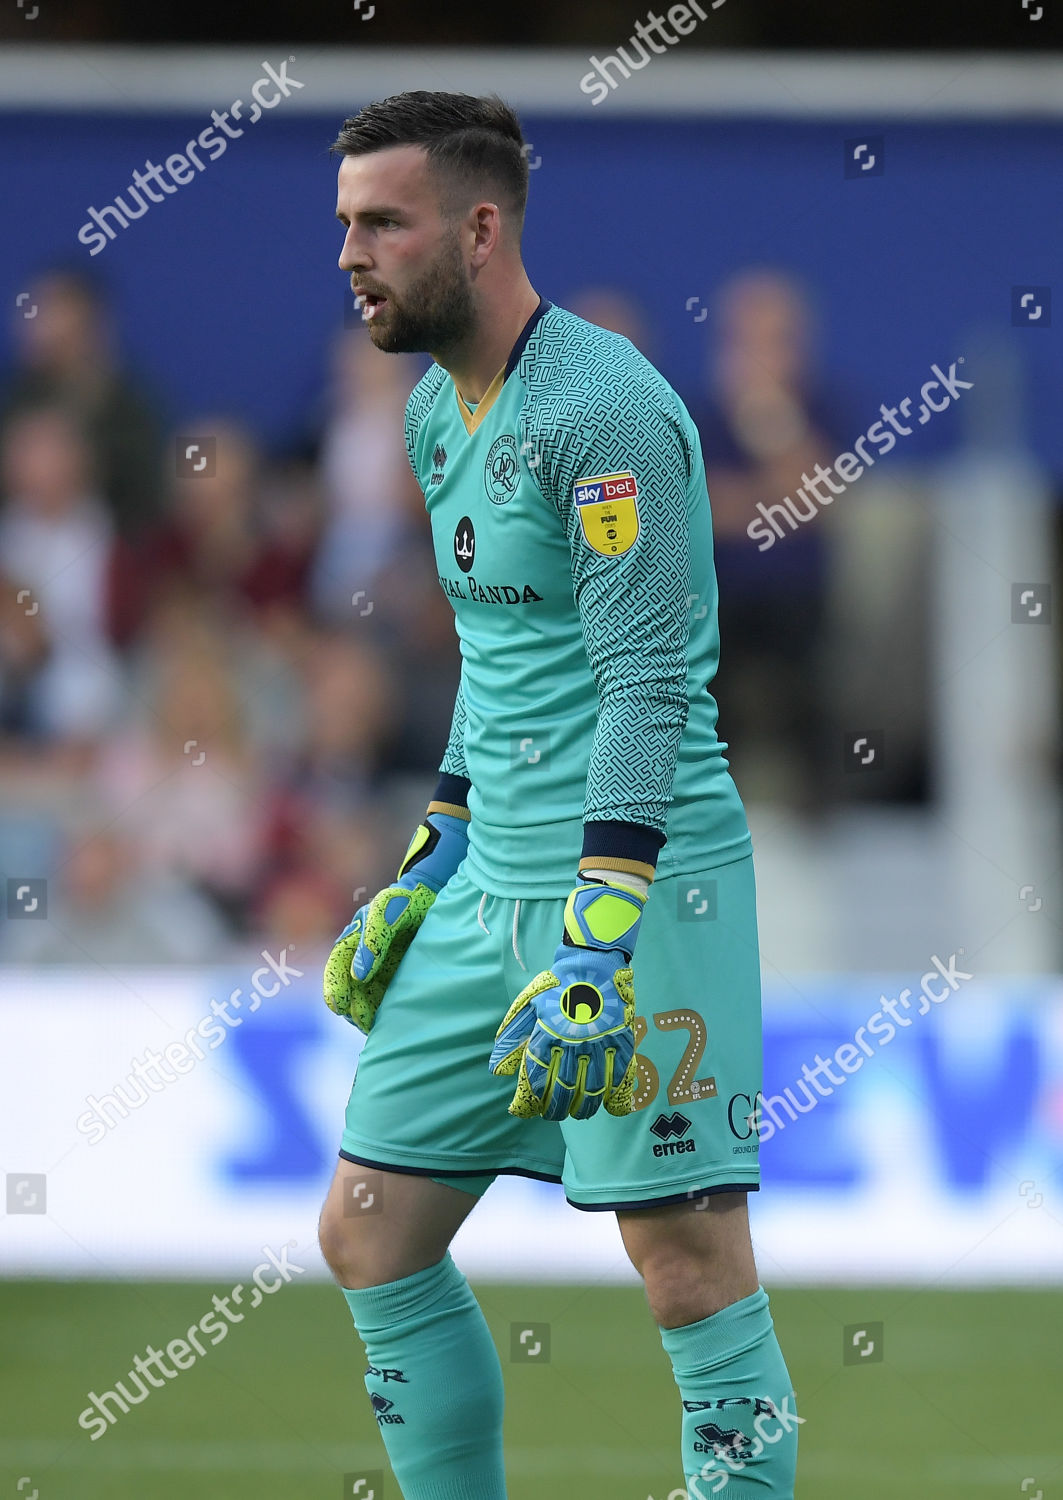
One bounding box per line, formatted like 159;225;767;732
0;46;1062;117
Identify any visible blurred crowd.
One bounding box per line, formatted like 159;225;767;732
0;266;902;964
0;268;461;962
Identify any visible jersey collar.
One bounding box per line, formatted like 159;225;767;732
503;294;553;381
453;295;553;435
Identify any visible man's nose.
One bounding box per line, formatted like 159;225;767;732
338;228;371;274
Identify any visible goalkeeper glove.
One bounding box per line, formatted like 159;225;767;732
489;876;645;1121
323;810;469;1034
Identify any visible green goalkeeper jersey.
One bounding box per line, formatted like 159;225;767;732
405;298;752;898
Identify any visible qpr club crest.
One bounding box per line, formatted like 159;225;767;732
453;515;475;573
484;433;520;504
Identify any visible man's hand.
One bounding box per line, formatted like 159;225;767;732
324;810;468;1034
489;879;645;1121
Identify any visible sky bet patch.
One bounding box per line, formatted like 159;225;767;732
573;471;641;557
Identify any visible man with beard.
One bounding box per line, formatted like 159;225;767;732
318;91;799;1499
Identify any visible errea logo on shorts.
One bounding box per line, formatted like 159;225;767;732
573;471;640;557
649;1110;697;1157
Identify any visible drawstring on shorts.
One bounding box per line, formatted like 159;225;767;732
512;899;526;970
476;890;528;970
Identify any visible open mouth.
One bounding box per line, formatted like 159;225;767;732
354;290;389;323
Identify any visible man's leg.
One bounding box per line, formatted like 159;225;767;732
319;1159;506;1500
619;1192;799;1497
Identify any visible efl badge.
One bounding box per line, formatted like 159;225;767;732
573;471;640;557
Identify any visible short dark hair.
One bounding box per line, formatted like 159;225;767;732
331;91;529;228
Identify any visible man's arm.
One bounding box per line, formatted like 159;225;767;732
491;372;693;1120
429;675;472;822
522;384;694;885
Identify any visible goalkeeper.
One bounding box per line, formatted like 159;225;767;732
318;91;798;1500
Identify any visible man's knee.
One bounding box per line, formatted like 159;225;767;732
640;1240;743;1328
318;1196;351;1277
317;1165;476;1290
317;1195;408;1288
317;1194;363;1282
620;1196;759;1328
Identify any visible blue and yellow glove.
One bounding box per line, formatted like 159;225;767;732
489;877;645;1121
324;810;469;1034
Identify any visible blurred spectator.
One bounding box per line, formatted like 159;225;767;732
300;329;461;778
297;630;398;800
256;807;390;952
568;285;652;356
1;266;166;539
254;629;400;943
693;269;848;812
261;630;396;849
0;308;477;962
0;402;121;749
0;823;231;965
96;591;267;931
0;567;50;737
308;332;426;621
130;418;317;642
368;542;462;777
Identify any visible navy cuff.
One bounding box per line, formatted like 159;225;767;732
580;819;666;872
433;772;471;810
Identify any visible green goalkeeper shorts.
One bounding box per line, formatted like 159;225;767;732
339;851;763;1211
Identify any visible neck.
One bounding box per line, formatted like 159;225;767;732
437;270;540;405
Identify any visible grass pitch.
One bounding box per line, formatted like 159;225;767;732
0;1279;1059;1498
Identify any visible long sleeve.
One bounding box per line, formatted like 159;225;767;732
429;674;471;817
520;375;694;879
439;673;469;782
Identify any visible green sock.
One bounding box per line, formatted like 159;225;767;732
341;1253;506;1500
659;1287;800;1497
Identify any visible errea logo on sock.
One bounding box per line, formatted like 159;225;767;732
693;1422;755;1465
689;1396;804;1489
369;1393;405;1425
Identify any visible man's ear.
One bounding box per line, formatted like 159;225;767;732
468;201;502;270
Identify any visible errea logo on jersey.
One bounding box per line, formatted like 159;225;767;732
573;471;640;557
429;442;448;485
